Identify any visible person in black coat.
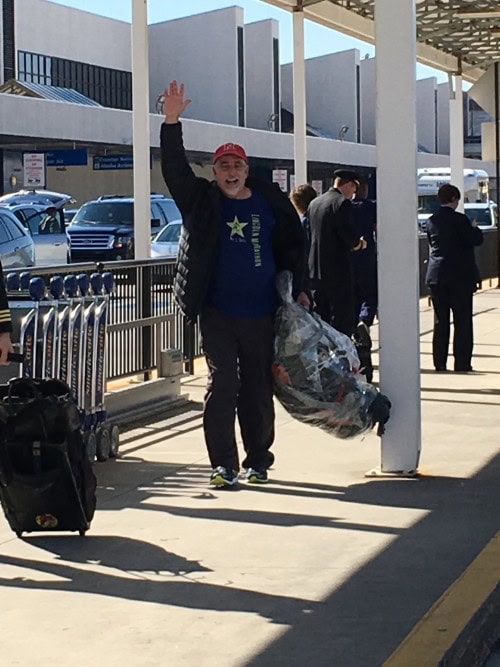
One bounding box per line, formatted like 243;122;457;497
161;81;309;488
425;183;483;372
307;170;367;337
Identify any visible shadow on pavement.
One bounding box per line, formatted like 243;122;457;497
93;452;500;666
1;436;498;664
25;534;211;575
244;453;500;666
0;552;316;625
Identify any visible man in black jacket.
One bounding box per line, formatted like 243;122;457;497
307;170;367;337
161;81;309;488
425;183;483;372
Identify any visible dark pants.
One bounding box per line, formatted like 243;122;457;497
313;285;356;337
200;307;275;472
429;283;474;371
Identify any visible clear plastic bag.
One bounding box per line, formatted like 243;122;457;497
273;272;390;439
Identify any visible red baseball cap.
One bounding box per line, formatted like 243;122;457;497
213;142;248;164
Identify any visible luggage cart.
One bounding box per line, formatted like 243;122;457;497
4;270;120;464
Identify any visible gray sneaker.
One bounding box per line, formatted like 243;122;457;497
244;468;268;484
210;466;238;488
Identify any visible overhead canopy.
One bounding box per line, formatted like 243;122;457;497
0;79;102;106
264;0;500;82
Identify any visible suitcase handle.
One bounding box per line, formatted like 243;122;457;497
7;378;40;405
7;352;24;363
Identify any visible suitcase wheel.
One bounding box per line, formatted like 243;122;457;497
83;430;97;463
79;530;87;537
108;424;120;458
96;425;111;462
15;530;23;538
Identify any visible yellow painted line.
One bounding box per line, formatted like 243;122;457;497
384;532;500;667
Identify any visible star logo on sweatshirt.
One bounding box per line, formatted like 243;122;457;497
227;216;248;238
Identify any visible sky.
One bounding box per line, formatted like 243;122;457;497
49;0;449;82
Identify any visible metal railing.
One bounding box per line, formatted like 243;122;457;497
5;258;202;381
5;230;498;381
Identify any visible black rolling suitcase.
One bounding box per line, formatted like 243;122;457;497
0;378;96;538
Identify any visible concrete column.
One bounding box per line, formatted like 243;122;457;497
292;6;307;185
449;73;465;211
132;0;151;259
374;0;421;475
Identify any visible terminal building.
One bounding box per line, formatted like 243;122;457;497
0;0;494;204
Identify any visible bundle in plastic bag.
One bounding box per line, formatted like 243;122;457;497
273;272;391;439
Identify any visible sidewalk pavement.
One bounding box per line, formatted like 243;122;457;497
1;289;499;667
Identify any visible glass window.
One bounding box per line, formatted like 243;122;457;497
18;51;26;78
70;60;77;87
417;195;440;216
155;199;182;223
5;215;26;239
82;63;89;96
465;207;493;227
20;209;44;235
0;212;26;241
151;202;165;225
44;56;52;86
0;215;12;243
73;202;134;225
105;69;112;106
64;59;71;87
156;223;181;243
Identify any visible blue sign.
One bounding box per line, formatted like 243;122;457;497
46;149;88;167
93;155;134;171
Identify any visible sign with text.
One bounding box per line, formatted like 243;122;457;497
46;149;88;167
93;155;133;171
23;153;45;187
312;180;323;195
272;169;288;192
93;154;153;170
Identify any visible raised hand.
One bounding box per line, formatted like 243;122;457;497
163;80;192;124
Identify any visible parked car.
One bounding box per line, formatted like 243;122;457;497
0;189;74;208
66;194;182;262
464;201;498;229
0;208;35;268
0;202;68;265
150;221;181;259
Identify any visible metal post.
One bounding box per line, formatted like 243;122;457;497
449;69;465;211
373;0;420;475
132;0;151;259
495;62;500;287
292;3;307;186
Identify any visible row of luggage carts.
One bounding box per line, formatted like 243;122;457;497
0;270;119;538
3;270;119;463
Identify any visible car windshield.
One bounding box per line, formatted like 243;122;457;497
417;195;440;215
156;223;181;242
465;207;493;226
73;202;134;225
155;199;181;223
